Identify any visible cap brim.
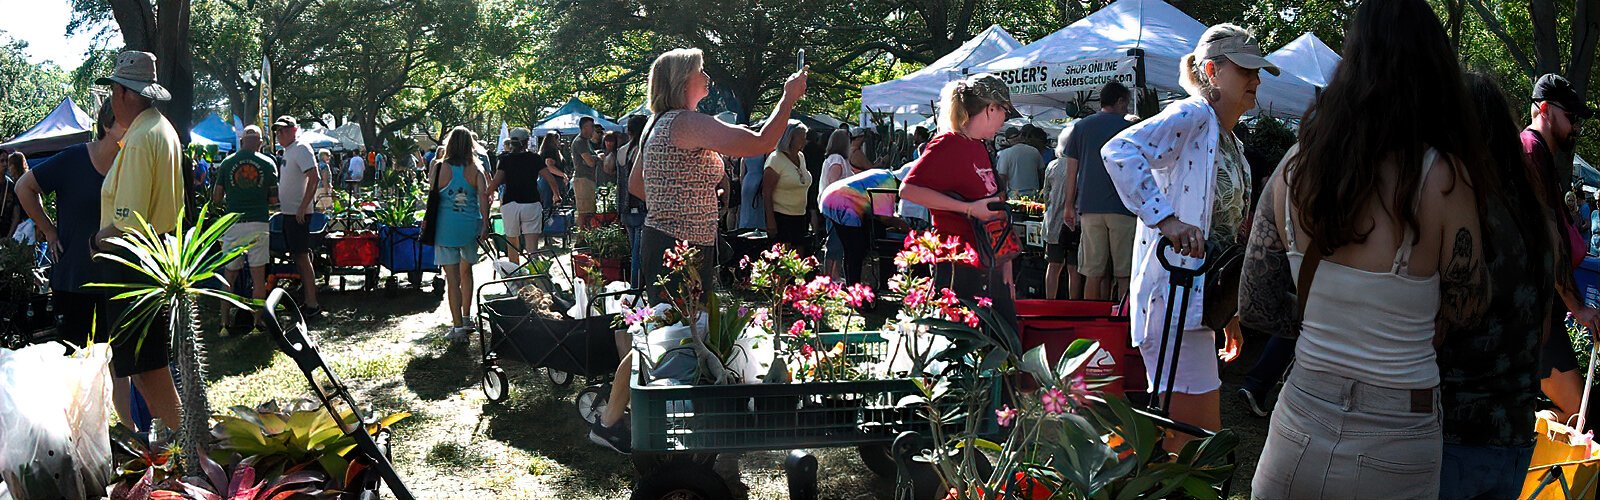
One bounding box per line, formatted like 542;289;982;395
98;77;171;101
1224;53;1281;77
1002;103;1022;120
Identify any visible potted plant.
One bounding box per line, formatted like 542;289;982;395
879;231;1238;499
573;223;630;283
371;176;433;291
592;184;620;226
0;239;49;346
93;207;253;474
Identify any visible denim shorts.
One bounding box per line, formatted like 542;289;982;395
434;245;479;267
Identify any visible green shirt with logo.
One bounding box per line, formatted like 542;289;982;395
216;151;279;222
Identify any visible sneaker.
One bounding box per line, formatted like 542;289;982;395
1237;387;1271;417
444;327;469;343
589;419;632;454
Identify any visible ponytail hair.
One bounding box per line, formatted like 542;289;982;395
1180;23;1253;101
938;80;997;134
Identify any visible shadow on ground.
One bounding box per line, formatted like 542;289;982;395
481;369;636;498
403;340;479;400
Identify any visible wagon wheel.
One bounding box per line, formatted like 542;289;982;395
575;384;608;425
546;368;573;387
629;463;732;500
483;365;509;403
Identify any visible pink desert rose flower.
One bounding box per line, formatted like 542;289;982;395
789;320;807;337
976;296;993;308
995;405;1018;427
1040;388;1068;415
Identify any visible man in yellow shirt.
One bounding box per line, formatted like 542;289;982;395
90;51;184;432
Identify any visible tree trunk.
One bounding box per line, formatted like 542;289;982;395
174;294;211;473
1530;0;1562;76
153;0;194;144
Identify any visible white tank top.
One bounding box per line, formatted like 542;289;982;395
1285;149;1442;390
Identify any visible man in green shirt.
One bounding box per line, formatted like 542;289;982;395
211;125;278;332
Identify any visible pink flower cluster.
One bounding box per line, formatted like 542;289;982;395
664;240;696;271
894;231;978;270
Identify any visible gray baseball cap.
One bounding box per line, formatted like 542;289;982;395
1195;28;1281;77
95;51;171;101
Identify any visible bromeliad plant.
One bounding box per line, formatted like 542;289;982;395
91;206;253;473
209;399;409;489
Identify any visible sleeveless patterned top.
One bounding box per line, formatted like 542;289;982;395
643;110;724;245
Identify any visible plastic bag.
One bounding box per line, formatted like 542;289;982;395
0;344;114;499
492;258;528;296
565;277;590;319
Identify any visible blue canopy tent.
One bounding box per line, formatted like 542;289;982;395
531;97;624;135
0;97;94;156
190;113;238;152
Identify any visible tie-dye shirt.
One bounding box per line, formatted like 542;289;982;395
820;169;899;227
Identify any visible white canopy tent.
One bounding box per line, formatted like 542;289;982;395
861;25;1023;123
971;0;1318;120
329;123;365;151
1267;32;1340;89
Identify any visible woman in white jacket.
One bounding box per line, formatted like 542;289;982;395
1100;23;1276;453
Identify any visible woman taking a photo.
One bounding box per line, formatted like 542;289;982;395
763;121;813;253
899;73;1021;322
595;48;807;453
536;131;568;209
429;127;491;343
1101;23;1274;453
1238;1;1492;495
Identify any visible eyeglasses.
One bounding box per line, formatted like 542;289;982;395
1551;102;1587;136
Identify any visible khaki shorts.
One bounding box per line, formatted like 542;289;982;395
573;177;597;215
221;221;270;271
501;201;544;237
1078;213;1135;278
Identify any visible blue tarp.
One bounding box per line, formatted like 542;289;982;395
191;113;238;152
531;97;623;135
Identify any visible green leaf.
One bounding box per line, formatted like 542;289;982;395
1056;338;1101;381
1019;345;1052;387
978;347;1009;371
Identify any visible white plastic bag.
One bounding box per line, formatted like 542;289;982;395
0;344;114;500
492;258;528;296
565;277;590;318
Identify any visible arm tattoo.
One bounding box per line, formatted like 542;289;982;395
1438;228;1487;336
1239;179;1298;336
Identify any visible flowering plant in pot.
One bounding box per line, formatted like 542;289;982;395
740;244;877;383
573;224;630;283
879;232;1237;499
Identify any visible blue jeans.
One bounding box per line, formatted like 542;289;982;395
1439;443;1534;500
1243;334;1297;395
624;211;646;288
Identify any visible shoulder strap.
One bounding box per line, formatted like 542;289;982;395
1392;148;1440;274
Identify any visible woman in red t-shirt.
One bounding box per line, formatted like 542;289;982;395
900;73;1022;323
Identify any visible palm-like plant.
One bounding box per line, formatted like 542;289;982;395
92;207;252;472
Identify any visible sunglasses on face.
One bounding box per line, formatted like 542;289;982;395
1551;103;1587;135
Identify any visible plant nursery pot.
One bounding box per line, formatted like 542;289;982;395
599;258;626;282
592;212;619;226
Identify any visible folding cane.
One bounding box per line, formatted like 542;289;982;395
1147;238;1212;416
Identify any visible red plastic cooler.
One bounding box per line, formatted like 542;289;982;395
1014;299;1145;395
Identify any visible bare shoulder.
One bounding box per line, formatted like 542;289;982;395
1421;152;1478;218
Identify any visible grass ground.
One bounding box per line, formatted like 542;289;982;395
199;257;1270;499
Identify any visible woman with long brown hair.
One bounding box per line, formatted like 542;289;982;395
429;126;491;343
1240;0;1495;495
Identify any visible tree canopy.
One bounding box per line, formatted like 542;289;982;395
6;0;1583;160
